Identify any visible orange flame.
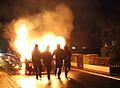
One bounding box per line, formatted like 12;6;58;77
15;23;66;60
14;22;66;74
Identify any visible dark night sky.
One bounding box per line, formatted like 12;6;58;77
0;0;120;28
0;0;120;25
0;0;120;53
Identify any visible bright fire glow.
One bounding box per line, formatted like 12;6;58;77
14;23;66;74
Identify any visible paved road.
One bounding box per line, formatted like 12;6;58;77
11;69;120;88
1;57;120;88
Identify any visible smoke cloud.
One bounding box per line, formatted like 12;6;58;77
4;3;74;51
28;3;74;39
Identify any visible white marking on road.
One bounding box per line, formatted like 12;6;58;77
71;68;120;81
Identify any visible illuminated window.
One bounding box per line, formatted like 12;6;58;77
72;46;76;50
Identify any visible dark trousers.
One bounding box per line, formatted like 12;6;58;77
55;66;62;78
46;67;51;79
65;66;70;78
34;66;42;79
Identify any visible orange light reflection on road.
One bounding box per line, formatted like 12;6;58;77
12;75;68;88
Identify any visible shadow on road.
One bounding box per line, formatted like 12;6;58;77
38;76;84;88
65;77;83;88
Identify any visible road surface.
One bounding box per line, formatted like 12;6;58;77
11;69;120;88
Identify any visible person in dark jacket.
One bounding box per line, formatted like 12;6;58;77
52;44;64;79
42;45;53;80
64;45;72;78
32;44;42;80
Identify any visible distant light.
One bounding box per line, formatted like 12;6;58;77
83;46;86;49
9;62;12;64
0;53;4;57
105;43;107;47
72;46;76;50
111;41;115;46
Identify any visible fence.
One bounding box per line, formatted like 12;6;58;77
71;54;109;67
83;55;109;66
109;57;120;75
71;54;83;69
71;54;120;75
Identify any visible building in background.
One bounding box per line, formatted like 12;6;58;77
101;26;120;47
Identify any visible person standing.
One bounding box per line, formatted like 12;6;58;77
53;44;64;79
64;45;72;78
42;46;53;80
32;44;42;80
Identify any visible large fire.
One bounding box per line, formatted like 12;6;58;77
14;22;66;74
7;4;73;74
14;23;66;60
